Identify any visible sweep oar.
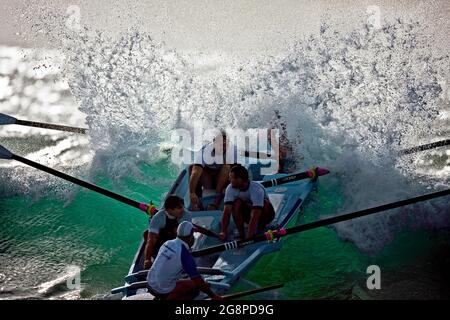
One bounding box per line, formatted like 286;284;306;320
0;145;218;237
260;167;329;188
399;139;450;155
0;113;86;134
243;139;450;158
192;188;450;257
210;283;284;300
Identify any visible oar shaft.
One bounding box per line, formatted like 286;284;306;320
9;151;219;238
194;224;219;238
192;188;450;257
261;167;329;188
15;119;86;134
400;139;450;155
261;171;309;188
222;283;284;300
12;154;140;209
287;188;450;235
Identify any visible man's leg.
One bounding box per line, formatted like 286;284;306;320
215;164;230;193
201;167;215;191
257;199;276;232
189;165;204;198
166;279;200;300
232;199;250;239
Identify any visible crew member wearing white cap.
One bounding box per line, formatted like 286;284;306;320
147;221;222;300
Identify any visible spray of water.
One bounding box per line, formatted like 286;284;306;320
4;4;450;254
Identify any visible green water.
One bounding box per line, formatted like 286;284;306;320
1;158;449;299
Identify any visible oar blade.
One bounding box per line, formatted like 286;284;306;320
0;145;13;159
0;113;17;125
316;166;330;176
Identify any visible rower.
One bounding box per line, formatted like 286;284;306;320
143;195;190;269
219;165;275;241
147;221;222;300
189;130;238;211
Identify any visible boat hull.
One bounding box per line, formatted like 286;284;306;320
112;164;320;299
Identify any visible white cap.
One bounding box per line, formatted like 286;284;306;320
177;221;195;237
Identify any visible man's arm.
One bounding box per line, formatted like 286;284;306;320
219;204;233;241
206;164;230;209
215;164;230;194
181;246;222;300
144;232;159;269
247;184;266;238
193;277;222;300
189;165;203;208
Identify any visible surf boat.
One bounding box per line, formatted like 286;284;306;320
111;162;330;299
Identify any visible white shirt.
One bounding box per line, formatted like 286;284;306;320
223;181;268;208
147;238;201;294
193;143;238;170
148;209;191;234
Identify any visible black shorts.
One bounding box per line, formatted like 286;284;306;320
238;199;275;230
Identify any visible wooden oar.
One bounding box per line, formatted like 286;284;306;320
0;113;87;134
0;145;218;238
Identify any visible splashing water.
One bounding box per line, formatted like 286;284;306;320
1;3;449;298
56;17;450;252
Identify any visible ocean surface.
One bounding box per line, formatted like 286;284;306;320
1;4;450;299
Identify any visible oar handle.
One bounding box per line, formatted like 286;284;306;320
193;224;220;238
15;119;87;134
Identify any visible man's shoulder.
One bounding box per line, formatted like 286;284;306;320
225;183;237;193
151;210;167;224
153;209;167;218
161;237;179;249
250;181;265;193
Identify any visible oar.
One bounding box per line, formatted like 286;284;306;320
242;139;450;158
0;145;218;238
399;139;450;155
112;281;283;299
260;166;329;188
124;267;232;283
0;113;87;134
192;188;450;257
204;283;284;300
220;283;284;300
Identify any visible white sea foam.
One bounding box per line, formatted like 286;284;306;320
1;6;449;255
